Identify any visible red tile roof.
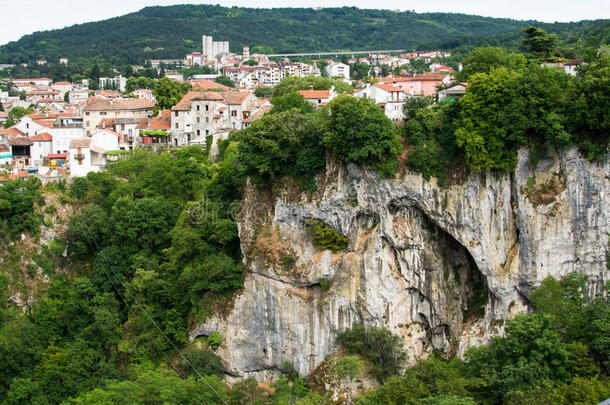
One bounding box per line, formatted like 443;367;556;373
298;89;330;99
172;91;223;110
150;110;171;130
69;139;91;148
374;83;402;92
220;90;251;105
84;98;155;111
96;118;116;128
31;132;52;141
0;127;25;136
48;153;67;159
7;136;33;146
192;79;230;91
33;119;54;128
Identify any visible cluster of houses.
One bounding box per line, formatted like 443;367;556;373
0;76;274;180
0;66;466;181
2;48;583;182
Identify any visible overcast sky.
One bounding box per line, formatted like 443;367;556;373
1;0;609;46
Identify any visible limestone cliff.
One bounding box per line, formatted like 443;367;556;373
192;146;609;380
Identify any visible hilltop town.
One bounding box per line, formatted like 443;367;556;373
0;33;485;180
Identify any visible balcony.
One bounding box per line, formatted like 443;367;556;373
74;154;85;160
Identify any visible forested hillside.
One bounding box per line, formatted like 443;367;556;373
0;4;608;64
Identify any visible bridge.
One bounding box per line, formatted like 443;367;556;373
267;49;408;58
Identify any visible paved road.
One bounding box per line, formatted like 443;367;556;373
268;49;407;57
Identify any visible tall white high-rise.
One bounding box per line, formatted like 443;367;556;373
201;35;230;62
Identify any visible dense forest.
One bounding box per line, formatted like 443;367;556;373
0;4;609;64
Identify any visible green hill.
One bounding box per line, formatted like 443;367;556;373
0;5;608;65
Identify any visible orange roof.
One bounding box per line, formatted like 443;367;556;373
172;91;223;110
0;127;25;136
96;118;116;128
374;83;402;92
33;119;54;128
192;79;230;91
84;98;155;112
150;110;171;130
53;81;72;85
31;132;52;141
220;90;251;105
297;89;330;99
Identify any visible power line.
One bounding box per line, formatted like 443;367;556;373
82;225;228;405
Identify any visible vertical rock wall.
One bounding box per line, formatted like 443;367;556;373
192;147;609;380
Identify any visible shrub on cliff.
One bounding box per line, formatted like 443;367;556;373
306;220;348;252
323;95;402;178
337;324;405;383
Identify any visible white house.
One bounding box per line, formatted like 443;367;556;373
14;116;47;136
170;90;259;146
50;127;86;154
83;97;155;135
326;62;350;80
297;86;337;106
69;139;93;177
355;83;407;121
91;128;120;152
30;132;53;163
68;129;119;177
51;82;75;96
99;76;127;92
69;90;90;105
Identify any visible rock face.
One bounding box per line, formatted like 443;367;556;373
192;147;609;380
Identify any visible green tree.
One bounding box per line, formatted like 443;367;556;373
465;313;573;403
270;92;315;114
0;177;42;236
66;365;228;405
402;95;433;122
337;324;405;383
323;95;402;177
214;75;235;88
152;77;191;111
522;27;559;59
236;109;326;188
272;76;352;98
4;106;35;128
458;47;526;81
529;273;588;341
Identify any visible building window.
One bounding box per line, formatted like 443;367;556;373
174;111;178;117
197;117;200;123
205;130;209;135
196;105;200;111
175;123;179;129
205;117;209;123
197;130;200;135
205;104;209;111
